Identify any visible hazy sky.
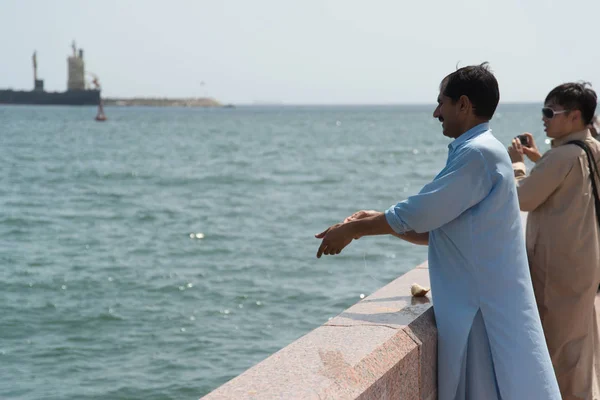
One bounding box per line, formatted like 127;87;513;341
1;0;599;104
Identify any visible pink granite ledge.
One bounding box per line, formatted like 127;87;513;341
201;261;438;400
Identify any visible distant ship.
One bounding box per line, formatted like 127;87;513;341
0;41;101;106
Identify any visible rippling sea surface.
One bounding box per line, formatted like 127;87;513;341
1;104;546;399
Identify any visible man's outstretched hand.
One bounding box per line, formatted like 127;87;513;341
315;223;355;258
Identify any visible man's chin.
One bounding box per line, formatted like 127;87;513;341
544;129;557;138
441;128;453;138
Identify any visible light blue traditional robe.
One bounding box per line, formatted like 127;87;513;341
385;123;561;400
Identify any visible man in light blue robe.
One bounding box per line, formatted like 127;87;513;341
315;63;560;399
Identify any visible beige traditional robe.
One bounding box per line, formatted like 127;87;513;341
513;129;600;400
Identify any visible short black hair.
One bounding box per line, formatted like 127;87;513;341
545;82;597;125
442;62;500;120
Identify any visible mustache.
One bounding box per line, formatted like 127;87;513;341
438;117;444;122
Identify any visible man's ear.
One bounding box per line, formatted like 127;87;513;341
458;95;471;113
569;109;582;124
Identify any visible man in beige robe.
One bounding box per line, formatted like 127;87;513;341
509;82;600;400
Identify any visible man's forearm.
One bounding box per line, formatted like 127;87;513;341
347;212;394;237
348;212;429;245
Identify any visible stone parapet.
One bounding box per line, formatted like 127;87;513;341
202;262;437;400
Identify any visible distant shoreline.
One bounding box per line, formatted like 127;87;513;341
103;97;225;108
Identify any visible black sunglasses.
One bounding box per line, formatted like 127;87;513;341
542;107;569;119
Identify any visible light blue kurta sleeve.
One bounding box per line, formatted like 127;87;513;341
385;147;493;234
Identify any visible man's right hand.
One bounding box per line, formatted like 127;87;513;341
518;132;542;163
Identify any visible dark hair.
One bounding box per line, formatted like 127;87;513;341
545;82;597;125
442;62;500;119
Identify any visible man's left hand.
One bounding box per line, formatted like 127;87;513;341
315;223;355;258
508;138;525;163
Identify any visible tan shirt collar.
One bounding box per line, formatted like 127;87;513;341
551;129;592;148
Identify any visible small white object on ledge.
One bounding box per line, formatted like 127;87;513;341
411;283;430;297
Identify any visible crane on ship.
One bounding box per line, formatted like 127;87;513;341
86;72;102;90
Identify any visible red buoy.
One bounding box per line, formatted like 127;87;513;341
95;99;107;122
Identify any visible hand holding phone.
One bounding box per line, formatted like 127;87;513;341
516;133;542;163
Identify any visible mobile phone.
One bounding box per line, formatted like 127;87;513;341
518;135;529;147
